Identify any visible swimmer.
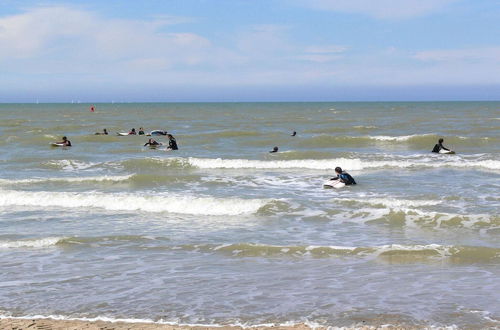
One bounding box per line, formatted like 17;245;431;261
330;167;356;185
269;146;279;153
167;134;178;150
144;138;161;147
55;136;72;147
95;129;108;135
432;138;451;153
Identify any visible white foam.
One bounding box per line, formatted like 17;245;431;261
0;175;133;185
0;189;270;216
346;198;442;208
0;237;63;249
184;157;500;170
368;134;433;141
44;159;96;171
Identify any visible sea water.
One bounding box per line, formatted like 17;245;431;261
0;102;499;328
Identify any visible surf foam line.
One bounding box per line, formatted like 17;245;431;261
0;314;329;329
0;190;272;216
0;175;133;185
0;237;63;249
174;157;500;170
175;243;500;261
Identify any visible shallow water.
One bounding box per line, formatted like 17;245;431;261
0;102;499;328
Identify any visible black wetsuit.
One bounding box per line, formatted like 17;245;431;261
168;138;178;150
432;143;449;153
333;172;356;185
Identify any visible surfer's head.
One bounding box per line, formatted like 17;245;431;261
62;136;67;141
335;167;342;174
439;138;444;143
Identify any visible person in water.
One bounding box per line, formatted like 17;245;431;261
129;128;137;135
269;146;279;153
95;129;108;135
291;131;297;136
56;136;72;147
144;138;160;147
138;127;145;135
432;138;451;153
167;134;178;150
330;167;356;185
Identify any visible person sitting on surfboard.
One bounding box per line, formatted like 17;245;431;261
144;138;160;147
331;167;356;185
95;129;108;135
129;128;137;135
56;136;72;147
432;138;451;153
269;146;279;153
167;134;178;150
138;127;145;135
291;131;297;136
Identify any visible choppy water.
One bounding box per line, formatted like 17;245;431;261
0;102;499;328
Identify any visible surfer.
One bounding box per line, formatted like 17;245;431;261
432;138;451;153
55;136;72;147
330;167;356;185
138;127;145;135
95;129;108;135
128;128;137;135
269;146;279;153
167;134;178;150
291;131;297;136
144;138;161;147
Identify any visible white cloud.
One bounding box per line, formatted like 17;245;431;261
0;6;211;67
299;0;457;19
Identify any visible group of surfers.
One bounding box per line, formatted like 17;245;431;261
53;129;455;188
53;128;178;150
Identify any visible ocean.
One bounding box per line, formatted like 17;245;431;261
0;102;499;328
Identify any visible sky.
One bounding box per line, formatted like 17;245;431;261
0;0;499;102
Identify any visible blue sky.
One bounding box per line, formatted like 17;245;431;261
0;0;498;102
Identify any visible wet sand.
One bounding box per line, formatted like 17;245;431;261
0;319;321;330
0;318;424;330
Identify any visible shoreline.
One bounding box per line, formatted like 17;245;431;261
0;317;438;330
0;318;324;330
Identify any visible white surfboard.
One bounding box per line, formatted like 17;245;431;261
117;132;130;136
439;149;455;154
323;179;345;189
51;143;66;147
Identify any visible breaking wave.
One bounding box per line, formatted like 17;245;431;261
0;190;272;216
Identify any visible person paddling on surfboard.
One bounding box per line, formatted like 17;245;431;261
167;134;178;150
269;146;279;153
432;138;451;153
95;128;108;135
55;136;72;147
129;128;137;135
330;167;356;185
144;138;161;147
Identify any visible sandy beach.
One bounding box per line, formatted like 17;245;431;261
0;318;323;330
